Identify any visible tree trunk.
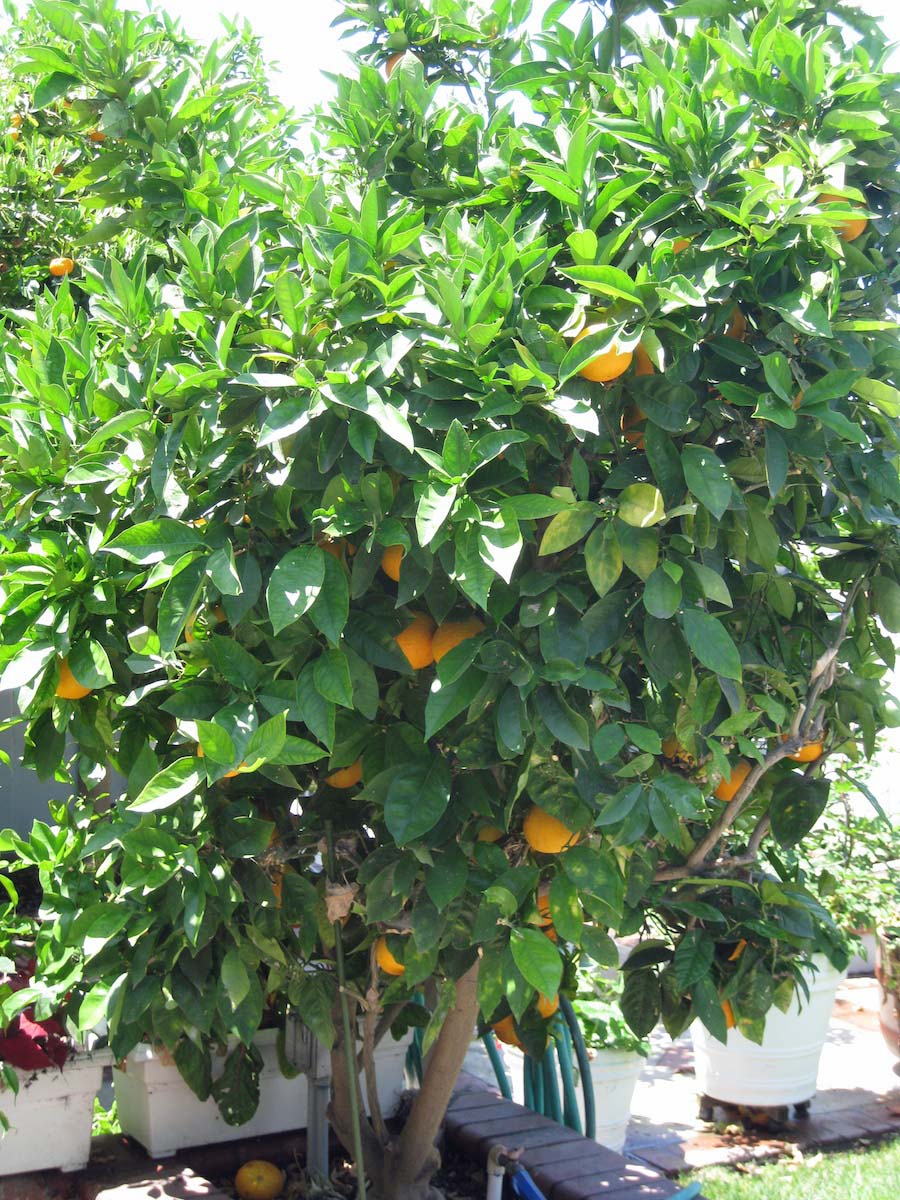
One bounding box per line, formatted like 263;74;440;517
384;959;481;1200
328;960;481;1200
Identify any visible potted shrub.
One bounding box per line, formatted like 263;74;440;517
0;3;899;1199
571;977;648;1152
0;956;108;1175
689;918;851;1118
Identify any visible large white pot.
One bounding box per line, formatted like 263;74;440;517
114;1028;412;1157
577;1048;644;1152
0;1049;109;1175
691;955;845;1107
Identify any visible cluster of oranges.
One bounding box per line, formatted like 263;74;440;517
381;544;485;671
661;732;825;805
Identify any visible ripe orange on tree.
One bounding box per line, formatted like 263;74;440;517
620;403;646;449
385;51;405;76
492;1014;523;1049
381;544;404;581
395;612;435;669
634;344;655;375
375;935;405;977
523;806;578;853
783;737;824;763
672;237;691;253
536;993;559;1019
432;617;485;662
325;758;363;788
49;256;75;277
477;824;504;843
536;880;552;923
88;127;106;142
714;758;751;803
234;1159;285;1200
725;306;747;340
55;656;92;700
572;325;632;382
818;192;867;242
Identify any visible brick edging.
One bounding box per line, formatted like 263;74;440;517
445;1072;705;1200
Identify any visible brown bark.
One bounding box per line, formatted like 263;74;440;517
327;960;481;1200
385;958;481;1200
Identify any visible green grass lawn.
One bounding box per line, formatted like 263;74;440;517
683;1137;900;1199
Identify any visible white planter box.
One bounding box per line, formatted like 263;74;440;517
577;1048;644;1153
114;1027;412;1158
0;1049;108;1175
691;955;845;1107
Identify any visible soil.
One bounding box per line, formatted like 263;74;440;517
213;1143;483;1200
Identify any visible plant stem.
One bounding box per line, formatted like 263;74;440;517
326;819;368;1200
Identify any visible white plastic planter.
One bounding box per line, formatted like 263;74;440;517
578;1048;644;1152
0;1050;108;1175
691;955;845;1107
114;1028;412;1157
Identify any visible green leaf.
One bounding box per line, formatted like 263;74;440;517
539;505;597;554
221;948;250;1008
616;523;659;580
643;567;682;618
682;445;732;519
245;712;287;764
309;552;349;645
510;928;562;997
621;969;661;1037
618;484;665;528
103;520;203;565
557;265;644;305
871;575;900;633
580;925;618;967
442;420;471;475
196;721;236;765
592;724;626;762
854;377;900;418
535;686;590;749
674;929;715;989
130;758;203;813
416;482;457;546
425;666;484;739
33;70;80;109
211;1042;262;1127
681;609;742;680
770;777;830;847
584;524;623;597
549;873;582;943
67;638;114;688
267;547;326;634
385;759;452;845
425;845;469;909
313;650;354;709
766;289;832;338
321;382;414;451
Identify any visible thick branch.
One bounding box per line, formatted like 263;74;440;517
392;959;480;1192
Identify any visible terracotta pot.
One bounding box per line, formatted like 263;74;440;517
876;931;900;1058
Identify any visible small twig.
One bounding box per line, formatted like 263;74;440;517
362;947;390;1147
325;820;368;1200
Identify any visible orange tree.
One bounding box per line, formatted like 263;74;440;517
1;0;899;1196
